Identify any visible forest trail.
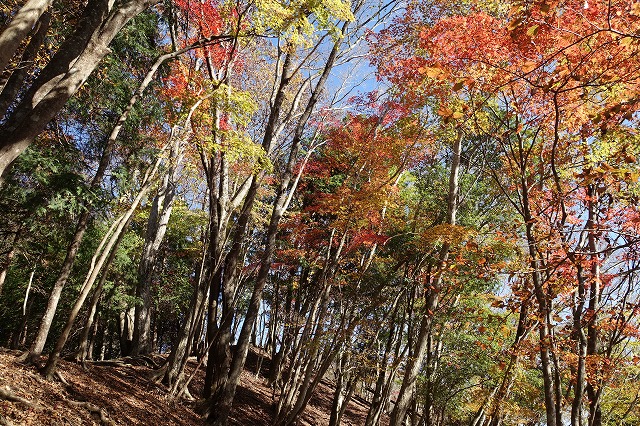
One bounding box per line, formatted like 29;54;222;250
0;348;381;425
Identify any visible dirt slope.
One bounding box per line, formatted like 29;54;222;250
0;348;383;425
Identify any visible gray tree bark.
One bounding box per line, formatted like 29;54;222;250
389;133;462;426
43;144;165;378
0;0;53;75
0;0;159;179
0;11;51;119
0;226;21;297
131;95;203;356
206;25;347;423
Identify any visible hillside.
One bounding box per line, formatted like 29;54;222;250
0;348;380;426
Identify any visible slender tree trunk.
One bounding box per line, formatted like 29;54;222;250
585;186;601;426
390;134;462;426
207;23;349;424
365;315;402;426
76;263;109;363
29;208;92;357
27;33;164;355
44;214;129;378
43;149;163;378
132;106;194;356
203;50;295;409
26;21;188;355
0;11;51;119
571;265;588;426
268;273;296;388
165;279;208;392
163;234;210;388
0;0;53;74
0;226;21;297
521;181;558;426
329;350;358;426
87;312;100;360
10;297;33;349
0;0;158;179
120;306;135;356
273;234;351;425
483;292;530;426
278;318;357;426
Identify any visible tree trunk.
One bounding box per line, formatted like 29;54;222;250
202;50;295;411
390;133;462;426
29;207;93;357
120;306;135;356
164;272;208;392
0;11;51;119
0;0;53;74
585;186;601;426
132;102;196;356
206;22;348;424
328;350;356;426
273;236;348;425
365;324;402;426
571;265;588;426
0;226;20;297
27;37;154;355
483;291;531;426
43;148;164;378
521;179;558;426
268;277;296;388
0;0;158;179
44;213;128;379
76;263;109;362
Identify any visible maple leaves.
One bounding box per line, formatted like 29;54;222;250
377;0;640;140
304;112;422;230
368;0;640;423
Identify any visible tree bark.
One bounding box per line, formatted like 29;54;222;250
365;313;403;426
44;213;129;378
202;49;295;408
0;226;20;297
585;186;601;426
390;133;462;426
43;146;164;379
206;22;348;423
476;290;531;426
0;0;158;179
0;11;51;119
131;96;200;355
76;261;110;362
0;0;53;75
29;123;114;358
521;173;558;426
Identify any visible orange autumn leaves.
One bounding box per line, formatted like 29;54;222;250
304;114;426;229
376;0;640;135
279;112;431;260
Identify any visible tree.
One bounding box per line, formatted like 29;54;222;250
0;0;160;179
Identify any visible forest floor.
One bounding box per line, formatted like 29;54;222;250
0;347;384;425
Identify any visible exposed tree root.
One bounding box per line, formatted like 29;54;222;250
172;384;196;402
54;370;69;385
67;400;115;426
137;355;159;368
15;351;32;364
0;348;23;357
87;355;159;368
87;359;128;367
0;385;40;410
0;413;15;426
149;363;167;383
